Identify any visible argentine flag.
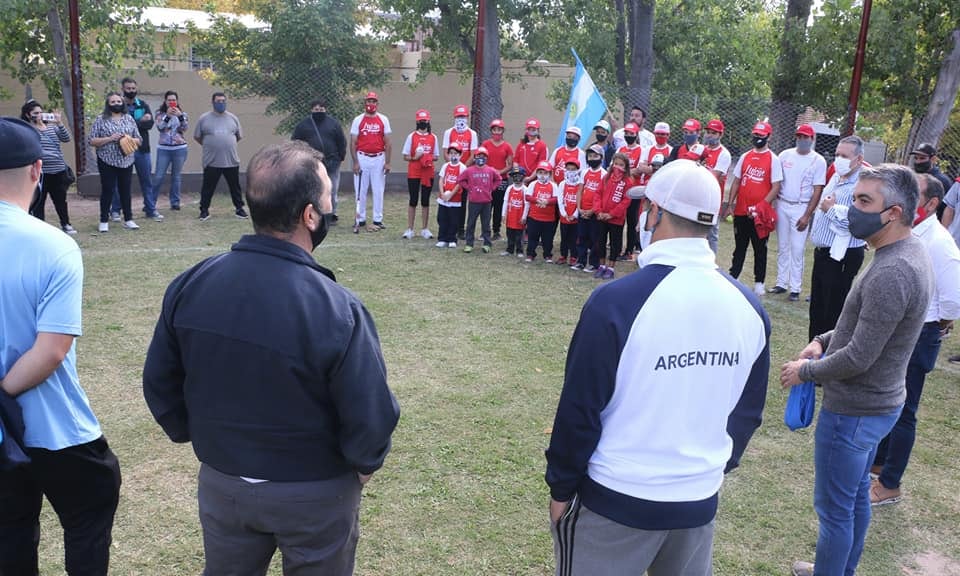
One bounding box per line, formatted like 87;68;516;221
556;49;608;150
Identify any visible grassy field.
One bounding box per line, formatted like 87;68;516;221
33;190;960;575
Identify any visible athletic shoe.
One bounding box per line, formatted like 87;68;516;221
593;265;606;278
110;211;121;222
170;205;181;211
98;222;109;233
463;245;473;253
62;224;77;235
516;253;524;258
235;208;249;219
482;245;491;253
568;257;578;266
948;354;960;365
602;267;615;279
768;286;788;294
447;241;457;248
373;221;386;230
789;292;800;302
456;231;465;240
492;233;502;241
420;228;433;239
500;251;511;256
754;283;765;296
524;257;533;263
330;214;339;222
583;265;596;273
123;220;140;230
571;262;585;271
402;228;414;239
436;241;447;248
357;220;367;228
149;212;165;222
791;561;814;576
544;257;554;264
555;256;567;265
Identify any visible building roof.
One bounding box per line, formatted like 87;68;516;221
139;6;268;31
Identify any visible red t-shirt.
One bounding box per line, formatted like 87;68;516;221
552;147;582;183
598;170;633;226
405;132;438;179
353;114;388;154
701;145;728;192
560;182;579;224
439;162;465;203
481;139;514;181
514;139;549;177
638;145;672;185
580;168;604;212
526;180;558;222
734;150;779;216
675;143;706;162
617;145;644;170
504;184;526;230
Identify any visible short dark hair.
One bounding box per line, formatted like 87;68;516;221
309;98;327;109
121;77;137;86
632;105;647;119
246;141;327;234
102;91;123;118
211;92;226;102
919;173;945;203
20;99;42;122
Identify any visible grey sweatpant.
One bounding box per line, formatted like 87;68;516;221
552;498;714;576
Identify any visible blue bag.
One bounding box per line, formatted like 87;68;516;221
784;380;816;431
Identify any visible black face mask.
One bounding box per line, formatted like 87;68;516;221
310;207;329;250
624;135;638;145
565;137;580;148
586;158;602;169
914;160;931;173
595;133;607;142
109;103;125;113
311;111;326;123
416;121;430;131
753;136;768;149
123;90;137;100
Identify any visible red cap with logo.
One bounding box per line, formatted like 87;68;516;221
490;118;505;129
526;118;541;129
624;122;640;134
706;119;725;133
474;146;489;156
682;118;702;132
795;124;815;138
365;91;379;101
416;109;430;121
752;121;772;136
536;160;553;172
564;157;581;169
454;104;469;117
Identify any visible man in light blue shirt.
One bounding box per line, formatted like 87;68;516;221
0;117;121;575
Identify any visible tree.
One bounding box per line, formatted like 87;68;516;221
190;0;388;133
769;0;815;152
0;0;166;130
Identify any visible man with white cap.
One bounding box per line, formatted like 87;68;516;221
550;126;586;184
591;120;616;168
0;117;122;574
546;159;770;576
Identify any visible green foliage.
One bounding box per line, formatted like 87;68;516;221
190;0;388;134
0;0;169;107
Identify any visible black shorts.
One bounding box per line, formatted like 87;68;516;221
408;178;434;207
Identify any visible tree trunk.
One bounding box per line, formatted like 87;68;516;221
613;0;627;122
475;0;503;140
625;0;654;116
769;0;813;152
47;1;74;129
904;28;960;161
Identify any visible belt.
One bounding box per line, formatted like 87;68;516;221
778;198;808;205
359;151;384;157
924;321;941;328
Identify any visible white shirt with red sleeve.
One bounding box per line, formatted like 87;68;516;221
442;128;479;162
350;112;391;154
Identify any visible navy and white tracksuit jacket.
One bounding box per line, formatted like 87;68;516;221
545;237;771;530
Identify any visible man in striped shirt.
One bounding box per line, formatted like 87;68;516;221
807;135;867;341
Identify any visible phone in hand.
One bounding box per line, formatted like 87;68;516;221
170;101;178;109
41;113;56;122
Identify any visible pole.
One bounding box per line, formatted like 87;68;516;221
68;0;85;174
844;0;872;137
470;0;485;131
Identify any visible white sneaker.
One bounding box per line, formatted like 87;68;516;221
98;222;109;233
420;228;433;239
62;224;77;235
754;282;765;296
150;213;165;222
402;228;414;239
110;211;121;222
123;220;140;230
447;241;457;248
435;241;446;248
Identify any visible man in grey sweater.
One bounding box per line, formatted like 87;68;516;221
781;164;933;576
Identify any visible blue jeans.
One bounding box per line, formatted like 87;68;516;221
813;406;902;575
112;150;156;216
153;147;188;208
874;322;942;489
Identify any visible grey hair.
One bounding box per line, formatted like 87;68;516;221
858;163;917;226
918;173;945;203
839;135;863;156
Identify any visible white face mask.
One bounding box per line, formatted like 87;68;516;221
537;173;550;184
564;170;580;184
454;118;468;132
833;156;852;177
637;209;654;254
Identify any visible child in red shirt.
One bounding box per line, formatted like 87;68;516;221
575;145;605;271
594;152;634;279
524;161;560;262
437;145;466;247
500;167;528;257
557;159;581;265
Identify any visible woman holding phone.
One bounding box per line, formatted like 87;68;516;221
20;99;76;234
153;90;190;211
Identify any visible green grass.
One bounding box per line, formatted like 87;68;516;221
33;191;960;575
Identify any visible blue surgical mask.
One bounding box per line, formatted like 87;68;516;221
474;156;487;166
683;133;698;147
213;102;227;113
704;135;720;147
796;139;813;153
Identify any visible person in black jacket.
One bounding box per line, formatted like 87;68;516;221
292;98;347;223
143;140;399;576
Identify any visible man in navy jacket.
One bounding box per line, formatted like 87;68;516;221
143;140;399;576
546;160;770;575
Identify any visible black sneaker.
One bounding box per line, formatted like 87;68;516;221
768;286;788;294
948;354;960;365
170;205;181;211
372;221;385;230
788;292;800;302
492;233;502;241
235;208;249;219
199;210;210;221
330;214;339;222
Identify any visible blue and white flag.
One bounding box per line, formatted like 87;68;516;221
556;48;609;150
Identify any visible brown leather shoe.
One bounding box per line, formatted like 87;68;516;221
870;478;902;506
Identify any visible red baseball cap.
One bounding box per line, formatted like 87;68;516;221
536;160;552;172
454;104;469;117
624;122;640;134
795;124;815;138
365;91;378;101
706;119;725;133
682;118;702;132
490;118;505;129
564;157;581;169
474;146;489;156
752;121;772;136
526;118;541;129
415;109;430;121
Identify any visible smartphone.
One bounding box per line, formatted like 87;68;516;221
41;113;56;122
169;101;178;108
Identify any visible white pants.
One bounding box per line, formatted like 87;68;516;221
775;200;809;293
354;152;385;224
